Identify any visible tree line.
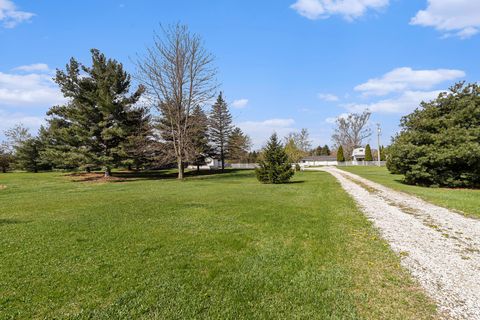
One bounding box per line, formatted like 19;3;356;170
0;25;252;179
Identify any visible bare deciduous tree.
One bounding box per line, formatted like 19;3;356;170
331;111;371;160
136;24;217;179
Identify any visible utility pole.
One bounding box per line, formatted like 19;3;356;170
376;123;381;166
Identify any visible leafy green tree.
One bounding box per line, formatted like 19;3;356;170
256;133;294;184
227;127;251;162
336;145;345;162
284;138;306;166
209;93;233;171
387;82;480;187
46;49;144;176
365;144;373;161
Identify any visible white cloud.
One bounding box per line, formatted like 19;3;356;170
355;67;465;96
13;63;50;72
0;0;34;28
345;90;444;113
0;67;65;107
411;0;480;39
318;93;339;102
232;98;249;109
325;112;349;123
290;0;389;21
0;109;44;135
238;118;296;149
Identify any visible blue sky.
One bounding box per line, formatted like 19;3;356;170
1;0;479;149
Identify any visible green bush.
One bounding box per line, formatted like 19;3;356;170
256;133;294;184
387;82;480;188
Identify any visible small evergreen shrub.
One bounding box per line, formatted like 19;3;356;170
256;134;294;184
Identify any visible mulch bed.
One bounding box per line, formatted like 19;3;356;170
65;172;126;183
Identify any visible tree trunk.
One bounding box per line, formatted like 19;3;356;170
128;164;132;171
1;166;6;173
220;147;225;172
197;164;200;174
177;159;184;179
86;167;91;173
104;166;111;177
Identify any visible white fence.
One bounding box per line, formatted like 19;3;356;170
230;163;259;169
337;161;386;166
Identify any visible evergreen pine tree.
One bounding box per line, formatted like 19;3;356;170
255;133;294;184
209;92;233;171
0;143;13;173
337;145;345;162
365;144;373;161
190;106;213;172
15;137;43;173
45;49;144;176
227;127;251;162
322;144;331;155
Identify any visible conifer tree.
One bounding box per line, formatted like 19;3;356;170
337;145;345;162
227;127;251;162
45;49;144;176
0;143;13;173
255;133;294;184
209;92;233;171
14;137;44;173
322;144;331;156
190;105;212;171
365;144;373;161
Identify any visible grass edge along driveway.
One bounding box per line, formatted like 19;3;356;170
340;166;480;219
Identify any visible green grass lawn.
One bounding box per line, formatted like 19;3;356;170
340;166;480;219
0;170;435;319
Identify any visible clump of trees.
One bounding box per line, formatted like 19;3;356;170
284;128;311;167
387;82;480;188
1;25;253;178
312;144;330;156
256;133;294;184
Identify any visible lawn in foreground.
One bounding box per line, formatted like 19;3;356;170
0;170;435;319
340;166;480;219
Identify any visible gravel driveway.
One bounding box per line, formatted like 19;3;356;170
317;167;480;320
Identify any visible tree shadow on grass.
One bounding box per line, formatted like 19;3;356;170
0;219;29;226
67;169;255;183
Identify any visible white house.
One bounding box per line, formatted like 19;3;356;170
300;156;338;167
352;148;366;161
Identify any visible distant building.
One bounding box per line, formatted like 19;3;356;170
352;148;366;161
300;156;338;167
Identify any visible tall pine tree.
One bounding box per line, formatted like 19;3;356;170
256;133;294;184
336;145;345;162
209;92;233;171
227;127;251;162
190;105;213;172
45;49;144;176
365;144;373;161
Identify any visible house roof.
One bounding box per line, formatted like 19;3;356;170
301;156;337;161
